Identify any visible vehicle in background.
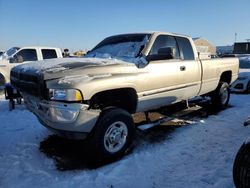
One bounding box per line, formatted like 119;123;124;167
0;47;20;60
0;47;62;88
11;31;239;161
233;117;250;188
230;56;250;93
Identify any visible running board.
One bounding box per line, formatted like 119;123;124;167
137;105;202;131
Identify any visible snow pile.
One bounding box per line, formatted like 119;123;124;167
0;94;250;188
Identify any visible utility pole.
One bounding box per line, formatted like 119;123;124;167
235;33;237;42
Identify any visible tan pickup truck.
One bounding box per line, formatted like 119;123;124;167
11;32;239;161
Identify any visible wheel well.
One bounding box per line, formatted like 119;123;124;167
89;88;138;113
220;71;232;84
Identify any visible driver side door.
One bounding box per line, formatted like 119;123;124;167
138;34;184;111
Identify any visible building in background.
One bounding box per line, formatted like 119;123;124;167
193;37;216;59
233;42;250;54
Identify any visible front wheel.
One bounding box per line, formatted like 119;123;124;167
210;82;230;109
88;108;135;162
233;141;250;188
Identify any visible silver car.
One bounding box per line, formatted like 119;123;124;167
231;56;250;93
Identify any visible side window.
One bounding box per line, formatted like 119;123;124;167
150;35;180;59
176;37;194;60
42;49;57;59
14;49;37;63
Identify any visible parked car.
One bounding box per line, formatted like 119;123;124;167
233;117;250;188
231;56;250;93
0;47;62;88
11;31;239;161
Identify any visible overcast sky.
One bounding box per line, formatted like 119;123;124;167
0;0;250;51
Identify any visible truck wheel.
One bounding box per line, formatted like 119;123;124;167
88;108;135;162
210;82;230;109
233;142;250;188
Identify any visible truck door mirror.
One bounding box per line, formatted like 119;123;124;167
146;47;175;61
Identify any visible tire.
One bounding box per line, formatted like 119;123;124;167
88;108;135;162
210;82;230;109
233;141;250;188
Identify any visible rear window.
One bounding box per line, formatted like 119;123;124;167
176;37;195;60
42;49;57;59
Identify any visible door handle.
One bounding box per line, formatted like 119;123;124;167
180;66;186;71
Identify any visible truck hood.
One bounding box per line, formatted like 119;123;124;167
11;57;134;80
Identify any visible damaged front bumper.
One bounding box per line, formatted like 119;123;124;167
22;93;100;139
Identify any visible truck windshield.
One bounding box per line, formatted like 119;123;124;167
85;34;150;61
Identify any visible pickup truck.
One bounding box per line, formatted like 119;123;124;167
0;46;62;88
11;32;239;161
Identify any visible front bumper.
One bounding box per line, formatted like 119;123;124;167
22;93;100;139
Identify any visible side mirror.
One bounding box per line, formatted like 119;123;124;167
146;47;176;61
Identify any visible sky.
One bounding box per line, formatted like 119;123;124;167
0;0;250;52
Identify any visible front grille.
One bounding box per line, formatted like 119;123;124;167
10;69;46;98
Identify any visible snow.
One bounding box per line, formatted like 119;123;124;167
85;35;149;66
0;94;250;188
15;57;128;74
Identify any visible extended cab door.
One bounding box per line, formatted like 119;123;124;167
175;36;201;99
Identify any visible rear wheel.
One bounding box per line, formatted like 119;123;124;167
88;108;135;162
233;141;250;188
210;82;230;109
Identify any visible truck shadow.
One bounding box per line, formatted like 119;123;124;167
39;102;233;171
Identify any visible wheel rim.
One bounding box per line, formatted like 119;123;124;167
221;87;229;104
104;121;128;153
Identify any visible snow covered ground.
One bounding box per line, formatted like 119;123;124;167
0;94;250;188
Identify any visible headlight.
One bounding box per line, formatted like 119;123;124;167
50;89;83;102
